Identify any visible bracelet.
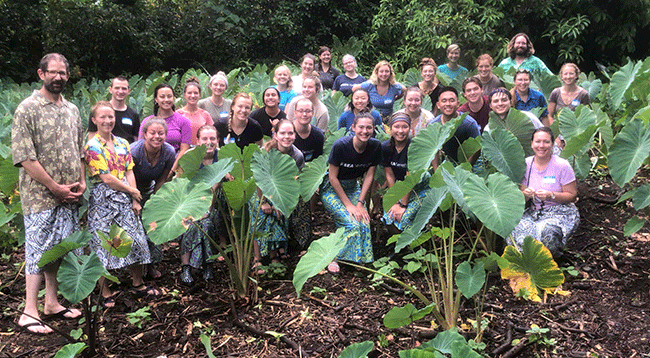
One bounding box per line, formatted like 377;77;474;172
398;200;407;208
357;199;366;205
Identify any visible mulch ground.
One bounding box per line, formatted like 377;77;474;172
1;169;649;357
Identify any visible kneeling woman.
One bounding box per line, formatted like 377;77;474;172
250;120;308;269
382;112;429;233
85;102;159;304
510;127;579;256
322;113;382;272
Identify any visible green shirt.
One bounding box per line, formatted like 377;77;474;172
11;90;85;215
498;55;553;78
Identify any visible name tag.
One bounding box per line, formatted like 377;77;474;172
122;117;133;126
115;145;129;156
219;111;229;120
571;99;580;107
542;176;556;184
384;99;392;105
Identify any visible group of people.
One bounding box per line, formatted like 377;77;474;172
14;36;586;333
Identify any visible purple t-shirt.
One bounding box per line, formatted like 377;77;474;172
523;155;576;209
138;113;192;153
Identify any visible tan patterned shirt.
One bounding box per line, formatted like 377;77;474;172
11;90;85;215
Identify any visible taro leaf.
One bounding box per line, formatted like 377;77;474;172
383;303;435;329
97;224;133;258
401;68;422;87
293;228;346;297
179;145;207;179
338;341;375;358
408;116;463;172
633;184;650;210
488;109;537;157
0;203;15;227
558;105;598;142
58;252;104;304
480;128;526;183
222;178;247;211
38;229;92;268
533;71;562;99
298;155;327;201
53;343;87;358
455;261;486;299
457;136;481;164
580;78;602;101
450;340;482;358
501;236;565;302
440;165;472;215
193;157;235;188
251;149;300;218
323;91;350;133
142;178;212;244
0;155;18;195
560;124;600;159
395;186;448;253
420;328;468;354
323;128;346;157
462;172;524;238
383;169;426;212
608;59;643;111
624;216;645;236
398;350;443;358
596;108;614;149
570;152;594;181
218;143;259;180
200;331;218;358
608;118;650;187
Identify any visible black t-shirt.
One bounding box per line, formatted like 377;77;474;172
215;118;264;151
328;136;382;180
381;138;410;181
318;64;341;90
420;83;444;112
248;107;287;137
88;106;140;143
294;125;324;162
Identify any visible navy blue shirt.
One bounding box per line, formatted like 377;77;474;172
294;125;324;162
381;138;410;181
333;74;367;97
430;114;480;163
328;136;382;180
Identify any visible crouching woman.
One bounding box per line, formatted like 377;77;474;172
509;127;579;256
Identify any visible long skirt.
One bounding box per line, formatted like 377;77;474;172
508;203;580;256
88;183;152;270
24;204;80;274
180;209;218;268
321;178;374;263
249;197;311;257
383;178;430;232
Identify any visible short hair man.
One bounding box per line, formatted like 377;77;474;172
87;77;140;142
498;33;553;79
458;77;491;131
12;53;84;334
429;86;481;169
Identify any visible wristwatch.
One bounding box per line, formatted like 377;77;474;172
358;199;366;205
398;200;407;208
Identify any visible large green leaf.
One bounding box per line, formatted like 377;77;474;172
323;128;346;157
38;229;92;268
222;177;257;211
193;158;235;187
298;155;327;201
533;71;561;99
407;116;462;172
480;128;526;183
608;59;643;111
580;77;602;101
142;178;212;244
456;136;481;164
218;143;259;180
395;186;448;252
404;329;481;358
570;152;594;180
440;165;472;215
338;341;375;358
398;350;443;358
293;228;346;297
624;216;645;236
97;224;133;258
0;155;18;196
462;172;524;238
421;329;467;354
560;124;600;160
323;91;350;133
558;105;599;142
251;150;300;218
383;169;426;212
501;236;565;302
383;303;435;329
179;145;207;179
58;252;105;304
53;343;87;358
455;261;486;299
608;118;650;187
488;109;536;157
633;184;650;210
0;203;15;227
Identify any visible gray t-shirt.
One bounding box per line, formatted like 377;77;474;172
548;87;590;111
198;97;232;123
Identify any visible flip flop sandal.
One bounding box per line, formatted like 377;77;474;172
17;321;51;335
131;284;161;298
42;307;81;321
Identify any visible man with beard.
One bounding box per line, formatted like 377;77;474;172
12;53;84;334
87;76;140;142
498;33;553;78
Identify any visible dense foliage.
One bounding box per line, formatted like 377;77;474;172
2;0;650;83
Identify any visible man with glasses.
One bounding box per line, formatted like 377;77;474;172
12;53;84;334
498;33;553;78
87;76;140;142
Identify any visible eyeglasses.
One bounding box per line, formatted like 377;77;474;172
44;70;68;77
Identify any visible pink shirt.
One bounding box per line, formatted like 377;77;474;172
176;108;214;145
523;155;575;209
